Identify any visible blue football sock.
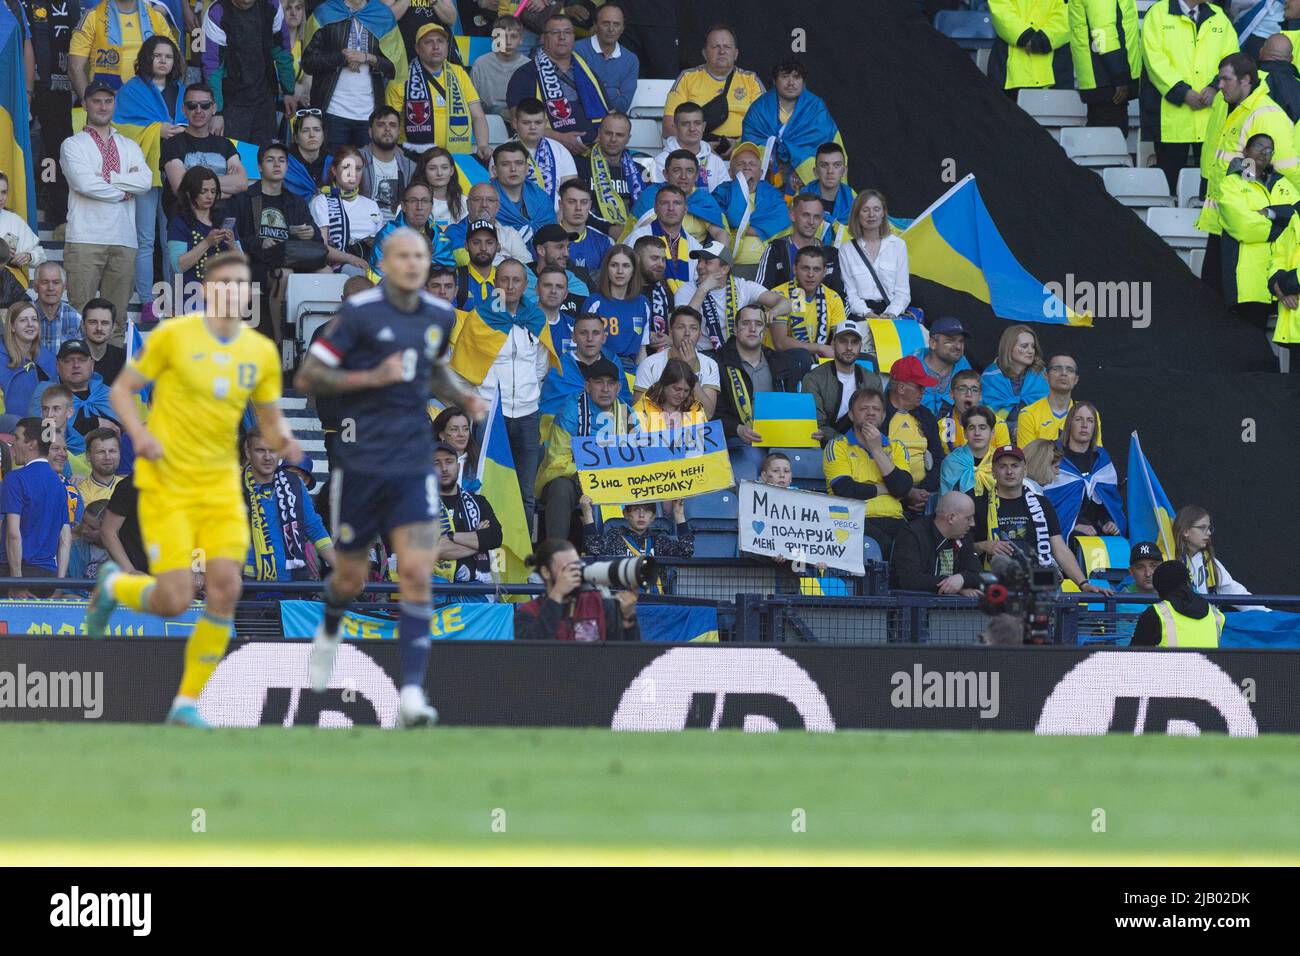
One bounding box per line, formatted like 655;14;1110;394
397;600;433;690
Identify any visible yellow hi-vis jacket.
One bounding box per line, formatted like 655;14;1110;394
1216;166;1300;305
1069;0;1141;93
1268;213;1300;343
1155;600;1224;647
989;0;1071;90
1141;0;1238;144
1196;83;1300;234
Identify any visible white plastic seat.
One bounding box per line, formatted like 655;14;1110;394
628;79;673;119
486;113;509;146
1060;126;1133;167
1146;206;1207;268
627;117;664;151
1102;167;1174;208
1177;166;1205;208
1017;88;1086;129
287;273;350;362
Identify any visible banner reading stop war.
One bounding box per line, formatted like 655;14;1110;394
738;481;866;575
574;421;733;505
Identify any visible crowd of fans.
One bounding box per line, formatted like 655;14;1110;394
0;0;1265;642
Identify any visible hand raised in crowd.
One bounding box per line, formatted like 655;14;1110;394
737;424;763;444
161;123;186;139
209;114;225;135
546;556;584;604
579;494;595;521
648;328;669;352
859;422;883;451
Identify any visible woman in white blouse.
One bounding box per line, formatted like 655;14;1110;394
0;171;46;286
309;145;386;276
837;189;910;319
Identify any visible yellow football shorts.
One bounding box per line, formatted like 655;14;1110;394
137;488;250;575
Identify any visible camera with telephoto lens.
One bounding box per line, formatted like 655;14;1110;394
977;551;1058;644
582;556;657;591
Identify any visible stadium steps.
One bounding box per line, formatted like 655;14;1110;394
280;390;329;478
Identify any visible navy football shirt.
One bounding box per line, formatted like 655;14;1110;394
310;286;455;475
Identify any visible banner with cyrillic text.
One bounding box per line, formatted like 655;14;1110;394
574;421;733;505
737;480;866;575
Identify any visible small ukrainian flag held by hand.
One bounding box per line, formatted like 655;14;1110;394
0;6;37;232
1126;431;1176;558
902;174;1091;327
752;392;818;448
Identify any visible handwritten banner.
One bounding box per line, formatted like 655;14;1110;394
737;480;866;574
574;421;734;505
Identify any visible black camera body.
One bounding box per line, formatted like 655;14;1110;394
978;551;1057;644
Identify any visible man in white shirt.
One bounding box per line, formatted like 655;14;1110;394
477;258;551;523
633;304;720;417
675;241;790;352
511;98;578;209
653;101;731;188
59;81;152;319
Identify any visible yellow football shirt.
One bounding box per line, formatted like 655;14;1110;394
823;432;910;519
663;66;764;139
128;314;281;494
70;2;179;88
76;473;123;507
1015;398;1103;448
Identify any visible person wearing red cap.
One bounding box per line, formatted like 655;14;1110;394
883;355;946;515
970;443;1110;593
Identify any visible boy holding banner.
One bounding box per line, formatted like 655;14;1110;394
579;495;693;594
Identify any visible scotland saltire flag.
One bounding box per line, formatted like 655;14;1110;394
1040;445;1125;537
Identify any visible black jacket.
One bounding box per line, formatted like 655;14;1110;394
755;238;845;297
714;335;801;442
1131;586;1213;647
1262;61;1300;124
889;516;982;592
231;186;320;271
301;18;397;114
882;399;945;493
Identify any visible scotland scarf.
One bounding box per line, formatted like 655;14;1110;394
533;48;607;134
243;467;307;581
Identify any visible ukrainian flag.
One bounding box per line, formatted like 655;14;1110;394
867;318;928;375
0;6;36;231
902;174;1091;327
454;154;490;197
450;295;560;386
477;385;531;585
1126;431;1176;558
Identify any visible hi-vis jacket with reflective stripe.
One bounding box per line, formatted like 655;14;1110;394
1155;600;1224;647
1197;82;1300;234
1216;165;1299;305
1141;0;1238;143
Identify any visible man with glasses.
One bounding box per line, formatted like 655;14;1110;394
883;356;945;515
161;82;249;207
369;181;454;276
507;13;609;155
914;316;972;416
1016;352;1103;448
937;369;1009;454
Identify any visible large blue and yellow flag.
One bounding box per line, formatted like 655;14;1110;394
0;6;36;231
477;385;531;585
305;0;408;89
1126;431;1176;558
450;294;560;386
902;174;1091;327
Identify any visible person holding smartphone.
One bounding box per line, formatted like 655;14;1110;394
167;167;240;304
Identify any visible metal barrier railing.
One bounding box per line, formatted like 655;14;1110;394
2;575;1296;646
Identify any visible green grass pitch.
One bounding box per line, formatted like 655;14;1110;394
2;725;1299;865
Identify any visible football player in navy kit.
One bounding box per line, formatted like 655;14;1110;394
295;228;487;727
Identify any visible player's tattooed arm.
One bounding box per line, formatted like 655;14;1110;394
294;353;405;395
430;364;488;419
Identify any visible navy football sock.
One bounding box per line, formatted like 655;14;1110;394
397;600;433;690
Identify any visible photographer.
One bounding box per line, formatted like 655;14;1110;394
515;539;641;642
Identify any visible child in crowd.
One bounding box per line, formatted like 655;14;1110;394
579;496;694;593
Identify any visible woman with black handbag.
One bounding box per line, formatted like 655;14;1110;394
837;189;911;321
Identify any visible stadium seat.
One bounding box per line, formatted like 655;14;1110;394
486;113;509;146
1189;247;1205;277
1177;166;1204;208
730;447;760;483
1016;89;1086;133
287;273;350;362
933;10;995;51
691;529;739;558
1145;207;1207;267
629;79;673;119
1136;0;1157;12
771;447;824;482
627;118;664;151
1102;167;1174;209
684;488;739;530
975;48;990;74
1060;127;1132;168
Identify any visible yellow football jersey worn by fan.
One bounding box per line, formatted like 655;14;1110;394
129;314;282;494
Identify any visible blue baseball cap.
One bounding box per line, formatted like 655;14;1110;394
930;316;970;338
